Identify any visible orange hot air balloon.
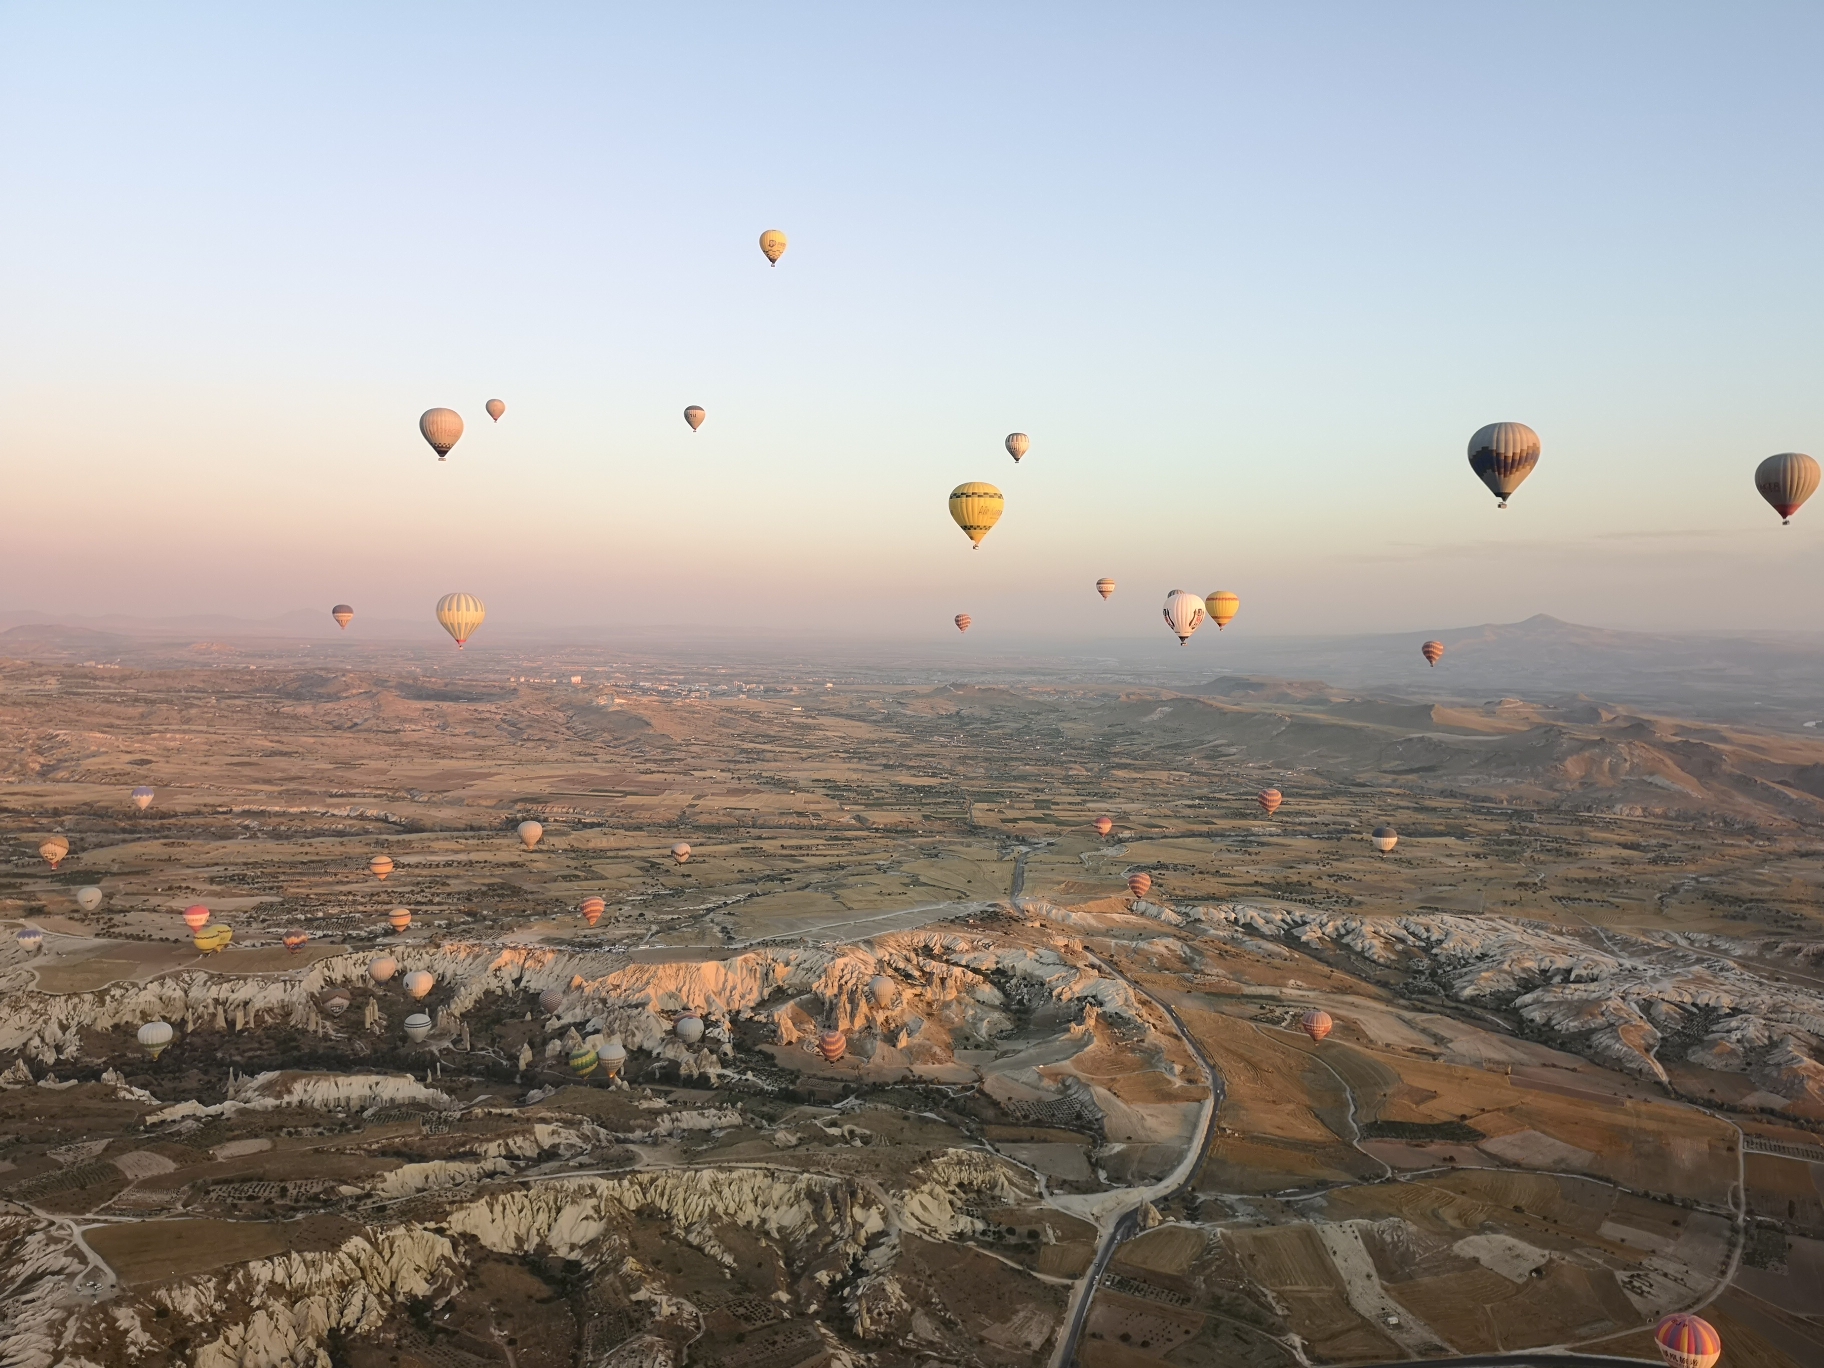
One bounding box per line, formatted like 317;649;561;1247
331;604;354;629
683;405;705;432
388;907;412;933
1204;591;1239;630
1096;578;1116;600
817;1029;847;1063
955;614;972;633
580;895;605;926
1094;816;1113;837
38;836;69;869
282;929;309;955
1754;451;1819;524
369;854;394;881
1421;640;1444;667
1258;788;1282;815
758;229;788;265
182;905;211;932
420;408;464;460
486;399;505;422
1127;872;1152;899
1300;1010;1333;1042
1653;1313;1722;1368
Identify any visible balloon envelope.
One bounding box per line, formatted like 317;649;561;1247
1754;451;1819;524
1204;591;1239;630
182;905;211;932
370;855;394;880
435;593;486;648
16;928;43;952
1096;578;1116;600
675;1015;705;1044
671;842;691;864
1005;433;1029;462
1163;591;1205;644
948;482;1004;547
194;924;232;953
1127;872;1152;898
403;970;435;999
1421;640;1444;666
568;1046;598;1076
758;229;787;264
1653;1313;1721;1368
282;929;309;954
137;1020;174;1058
420;408;463;460
538;988;564;1014
954;614;971;633
1371;826;1399;854
517;820;544;849
131;786;155;810
388;907;412;933
581;896;605;926
683;405;705;431
1258;788;1282;815
75;886;103;912
817;1029;847;1063
1300;1010;1333;1042
321;991;351;1016
369;955;398;983
599;1040;627;1074
869;975;897;1008
38;836;68;868
403;1012;433;1042
1467;422;1539;506
331;605;354;629
485;399;505;422
1094;816;1113;837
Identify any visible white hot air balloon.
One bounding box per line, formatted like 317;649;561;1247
675;1014;705;1044
137;1020;175;1059
599;1039;628;1076
517;820;544;849
403;970;435;999
16;927;43;954
368;955;398;983
403;1012;433;1042
75;887;103;913
1162;590;1205;644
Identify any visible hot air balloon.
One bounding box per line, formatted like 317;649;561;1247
75;887;103;913
675;1014;705;1045
16;927;43;954
320;990;351;1017
486;399;505;422
1754;451;1820;524
758;229;788;265
1205;591;1239;630
671;842;691;864
538;988;563;1015
420;408;463;460
137;1021;174;1059
569;1045;599;1076
1371;826;1399;854
948;482;1004;548
369;955;398;983
684;405;705;432
517;820;543;850
1094;816;1113;837
581;896;605;927
369;854;395;881
388;907;412;934
1096;578;1116;600
954;614;972;633
817;1029;847;1063
131;786;155;810
182;905;211;932
1163;591;1205;644
403;970;435;999
194;924;232;954
599;1039;627;1076
38;836;68;869
331;605;354;630
282;929;309;955
403;1012;433;1042
869;975;897;1008
1467;422;1539;507
1127;872;1152;899
1421;640;1445;667
1258;788;1283;815
1005;433;1030;463
435;593;486;648
1653;1313;1722;1368
1300;1010;1333;1042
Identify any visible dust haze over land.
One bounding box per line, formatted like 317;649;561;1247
0;617;1820;1367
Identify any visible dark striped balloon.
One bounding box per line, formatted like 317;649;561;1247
1467;422;1539;507
955;614;971;633
1754;451;1819;524
1421;640;1444;666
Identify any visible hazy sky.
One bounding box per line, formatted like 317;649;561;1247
4;5;1822;641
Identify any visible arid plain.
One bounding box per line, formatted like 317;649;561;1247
1;626;1821;1368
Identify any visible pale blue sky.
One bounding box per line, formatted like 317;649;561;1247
3;5;1821;640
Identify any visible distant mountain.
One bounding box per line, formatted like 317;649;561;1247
0;623;132;657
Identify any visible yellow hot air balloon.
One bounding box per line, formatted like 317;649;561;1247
1005;433;1030;463
684;405;705;432
1096;578;1116;600
948;483;1003;548
436;593;486;648
420;408;463;460
331;604;354;630
569;1045;599;1077
758;229;788;265
193;923;233;954
486;399;505;422
1204;591;1239;630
